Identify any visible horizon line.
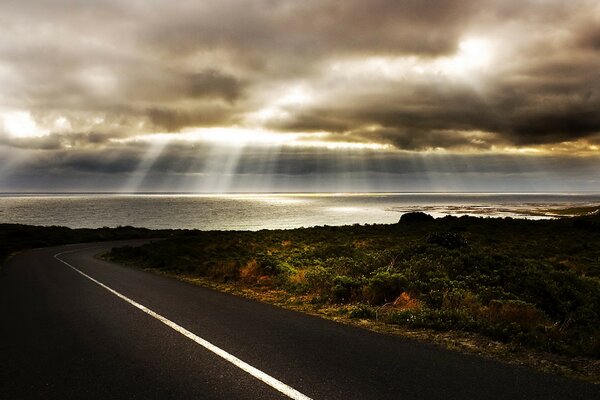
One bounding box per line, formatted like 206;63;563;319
2;191;600;196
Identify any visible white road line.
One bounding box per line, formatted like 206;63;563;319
53;248;313;400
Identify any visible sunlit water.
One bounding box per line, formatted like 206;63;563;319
0;193;599;230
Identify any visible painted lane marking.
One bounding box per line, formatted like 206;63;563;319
54;248;312;400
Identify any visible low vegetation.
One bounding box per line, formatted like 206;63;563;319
106;212;600;360
3;213;599;380
0;224;164;264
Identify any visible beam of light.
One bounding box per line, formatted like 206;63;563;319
196;144;246;193
0;110;49;138
407;152;433;192
179;133;395;193
178;148;209;192
242;145;282;193
0;147;29;185
514;155;555;193
336;146;374;193
120;140;169;193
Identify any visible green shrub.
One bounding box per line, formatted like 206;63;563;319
304;266;333;294
364;271;407;305
385;310;418;325
348;304;377;319
426;232;468;249
331;275;363;303
254;253;284;276
98;212;600;358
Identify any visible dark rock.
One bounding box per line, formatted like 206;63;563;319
399;212;434;223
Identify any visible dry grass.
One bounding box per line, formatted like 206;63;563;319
391;292;422;312
288;269;308;286
239;259;261;282
146;267;600;385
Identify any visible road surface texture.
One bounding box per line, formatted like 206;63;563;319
1;240;598;399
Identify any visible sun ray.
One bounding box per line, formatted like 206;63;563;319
121;140;169;193
0;147;29;185
196;144;246;193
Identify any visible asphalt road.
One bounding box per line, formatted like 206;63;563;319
1;240;598;399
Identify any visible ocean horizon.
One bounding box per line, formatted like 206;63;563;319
1;192;599;230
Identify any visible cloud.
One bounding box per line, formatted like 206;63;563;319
145;105;239;132
2;142;599;192
0;0;599;191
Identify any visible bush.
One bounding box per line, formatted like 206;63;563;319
254;253;284;276
331;275;363;303
208;260;239;282
239;259;261;283
101;213;600;358
587;332;600;357
484;300;546;330
426;232;468;249
302;264;330;286
364;271;408;305
348;304;377;319
386;308;477;331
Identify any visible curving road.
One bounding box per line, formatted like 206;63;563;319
1;240;598;399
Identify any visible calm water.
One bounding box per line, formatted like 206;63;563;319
0;193;599;230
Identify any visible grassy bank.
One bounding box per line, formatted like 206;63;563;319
106;212;600;380
3;214;599;382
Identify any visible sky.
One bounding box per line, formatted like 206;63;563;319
0;0;599;192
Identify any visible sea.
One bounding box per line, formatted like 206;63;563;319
0;193;599;231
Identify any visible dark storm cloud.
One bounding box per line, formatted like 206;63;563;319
265;111;352;134
268;65;600;148
142;0;478;61
146;105;238;132
184;70;244;101
0;134;63;151
1;140;595;177
227;147;584;177
365;129;499;152
0;0;599;191
2;142;599;192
